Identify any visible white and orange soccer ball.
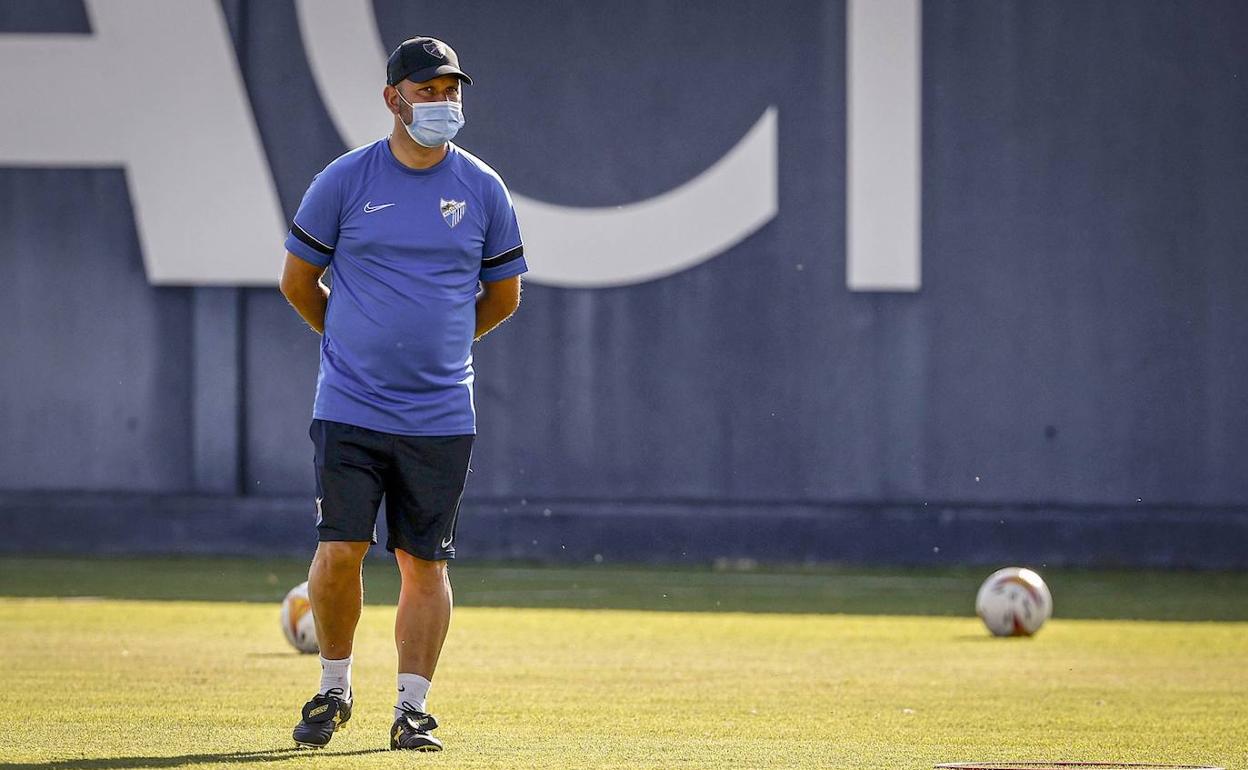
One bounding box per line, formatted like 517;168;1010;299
280;581;319;654
975;567;1053;637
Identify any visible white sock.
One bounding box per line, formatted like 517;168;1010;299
318;655;352;699
395;673;432;718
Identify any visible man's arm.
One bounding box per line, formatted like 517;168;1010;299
475;275;521;340
280;252;330;334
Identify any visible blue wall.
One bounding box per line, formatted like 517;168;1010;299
2;1;1246;565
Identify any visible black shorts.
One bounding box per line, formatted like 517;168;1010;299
310;419;474;560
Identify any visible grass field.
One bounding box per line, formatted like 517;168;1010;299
1;557;1244;770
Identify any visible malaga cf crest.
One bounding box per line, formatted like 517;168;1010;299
440;198;466;228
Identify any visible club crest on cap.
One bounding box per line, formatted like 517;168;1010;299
440;199;466;228
423;40;445;59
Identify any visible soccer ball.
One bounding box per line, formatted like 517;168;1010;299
975;567;1053;637
280;581;319;654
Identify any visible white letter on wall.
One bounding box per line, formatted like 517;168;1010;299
0;0;285;285
847;0;922;291
296;0;778;289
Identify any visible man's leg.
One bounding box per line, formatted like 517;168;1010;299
394;549;452;681
294;420;387;748
293;539;371;748
309;540;371;660
385;434;472;751
388;550;451;752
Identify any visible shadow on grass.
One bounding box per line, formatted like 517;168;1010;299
0;747;390;769
2;555;1246;622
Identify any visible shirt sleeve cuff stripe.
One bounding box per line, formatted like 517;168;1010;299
291;222;335;256
482;245;523;269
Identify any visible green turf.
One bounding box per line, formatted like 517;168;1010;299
1;557;1244;769
3;556;1246;620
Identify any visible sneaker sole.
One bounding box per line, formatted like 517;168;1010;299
389;733;442;752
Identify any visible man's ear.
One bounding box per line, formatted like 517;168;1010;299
383;85;402;117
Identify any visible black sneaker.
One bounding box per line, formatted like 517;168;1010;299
389;710;442;751
292;688;352;748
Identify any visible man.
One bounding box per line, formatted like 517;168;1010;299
279;36;526;752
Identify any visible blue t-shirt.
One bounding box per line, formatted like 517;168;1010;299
284;140;526;436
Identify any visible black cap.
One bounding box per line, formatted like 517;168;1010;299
386;37;473;86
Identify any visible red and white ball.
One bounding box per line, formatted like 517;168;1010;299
975;567;1053;636
280;581;319;654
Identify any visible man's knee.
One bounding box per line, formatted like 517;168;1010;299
313;541;370;573
395;550;448;588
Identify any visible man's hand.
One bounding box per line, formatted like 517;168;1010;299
280;252;330;334
475;276;521;340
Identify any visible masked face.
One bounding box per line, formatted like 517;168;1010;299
396;90;465;148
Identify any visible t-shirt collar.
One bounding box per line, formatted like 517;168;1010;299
383;137;456;176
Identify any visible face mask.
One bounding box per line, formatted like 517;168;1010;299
397;94;465;147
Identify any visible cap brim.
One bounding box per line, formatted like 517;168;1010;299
402;64;473;86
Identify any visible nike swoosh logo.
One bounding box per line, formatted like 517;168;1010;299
398;686;405;692
363;201;395;213
440;537;453;549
